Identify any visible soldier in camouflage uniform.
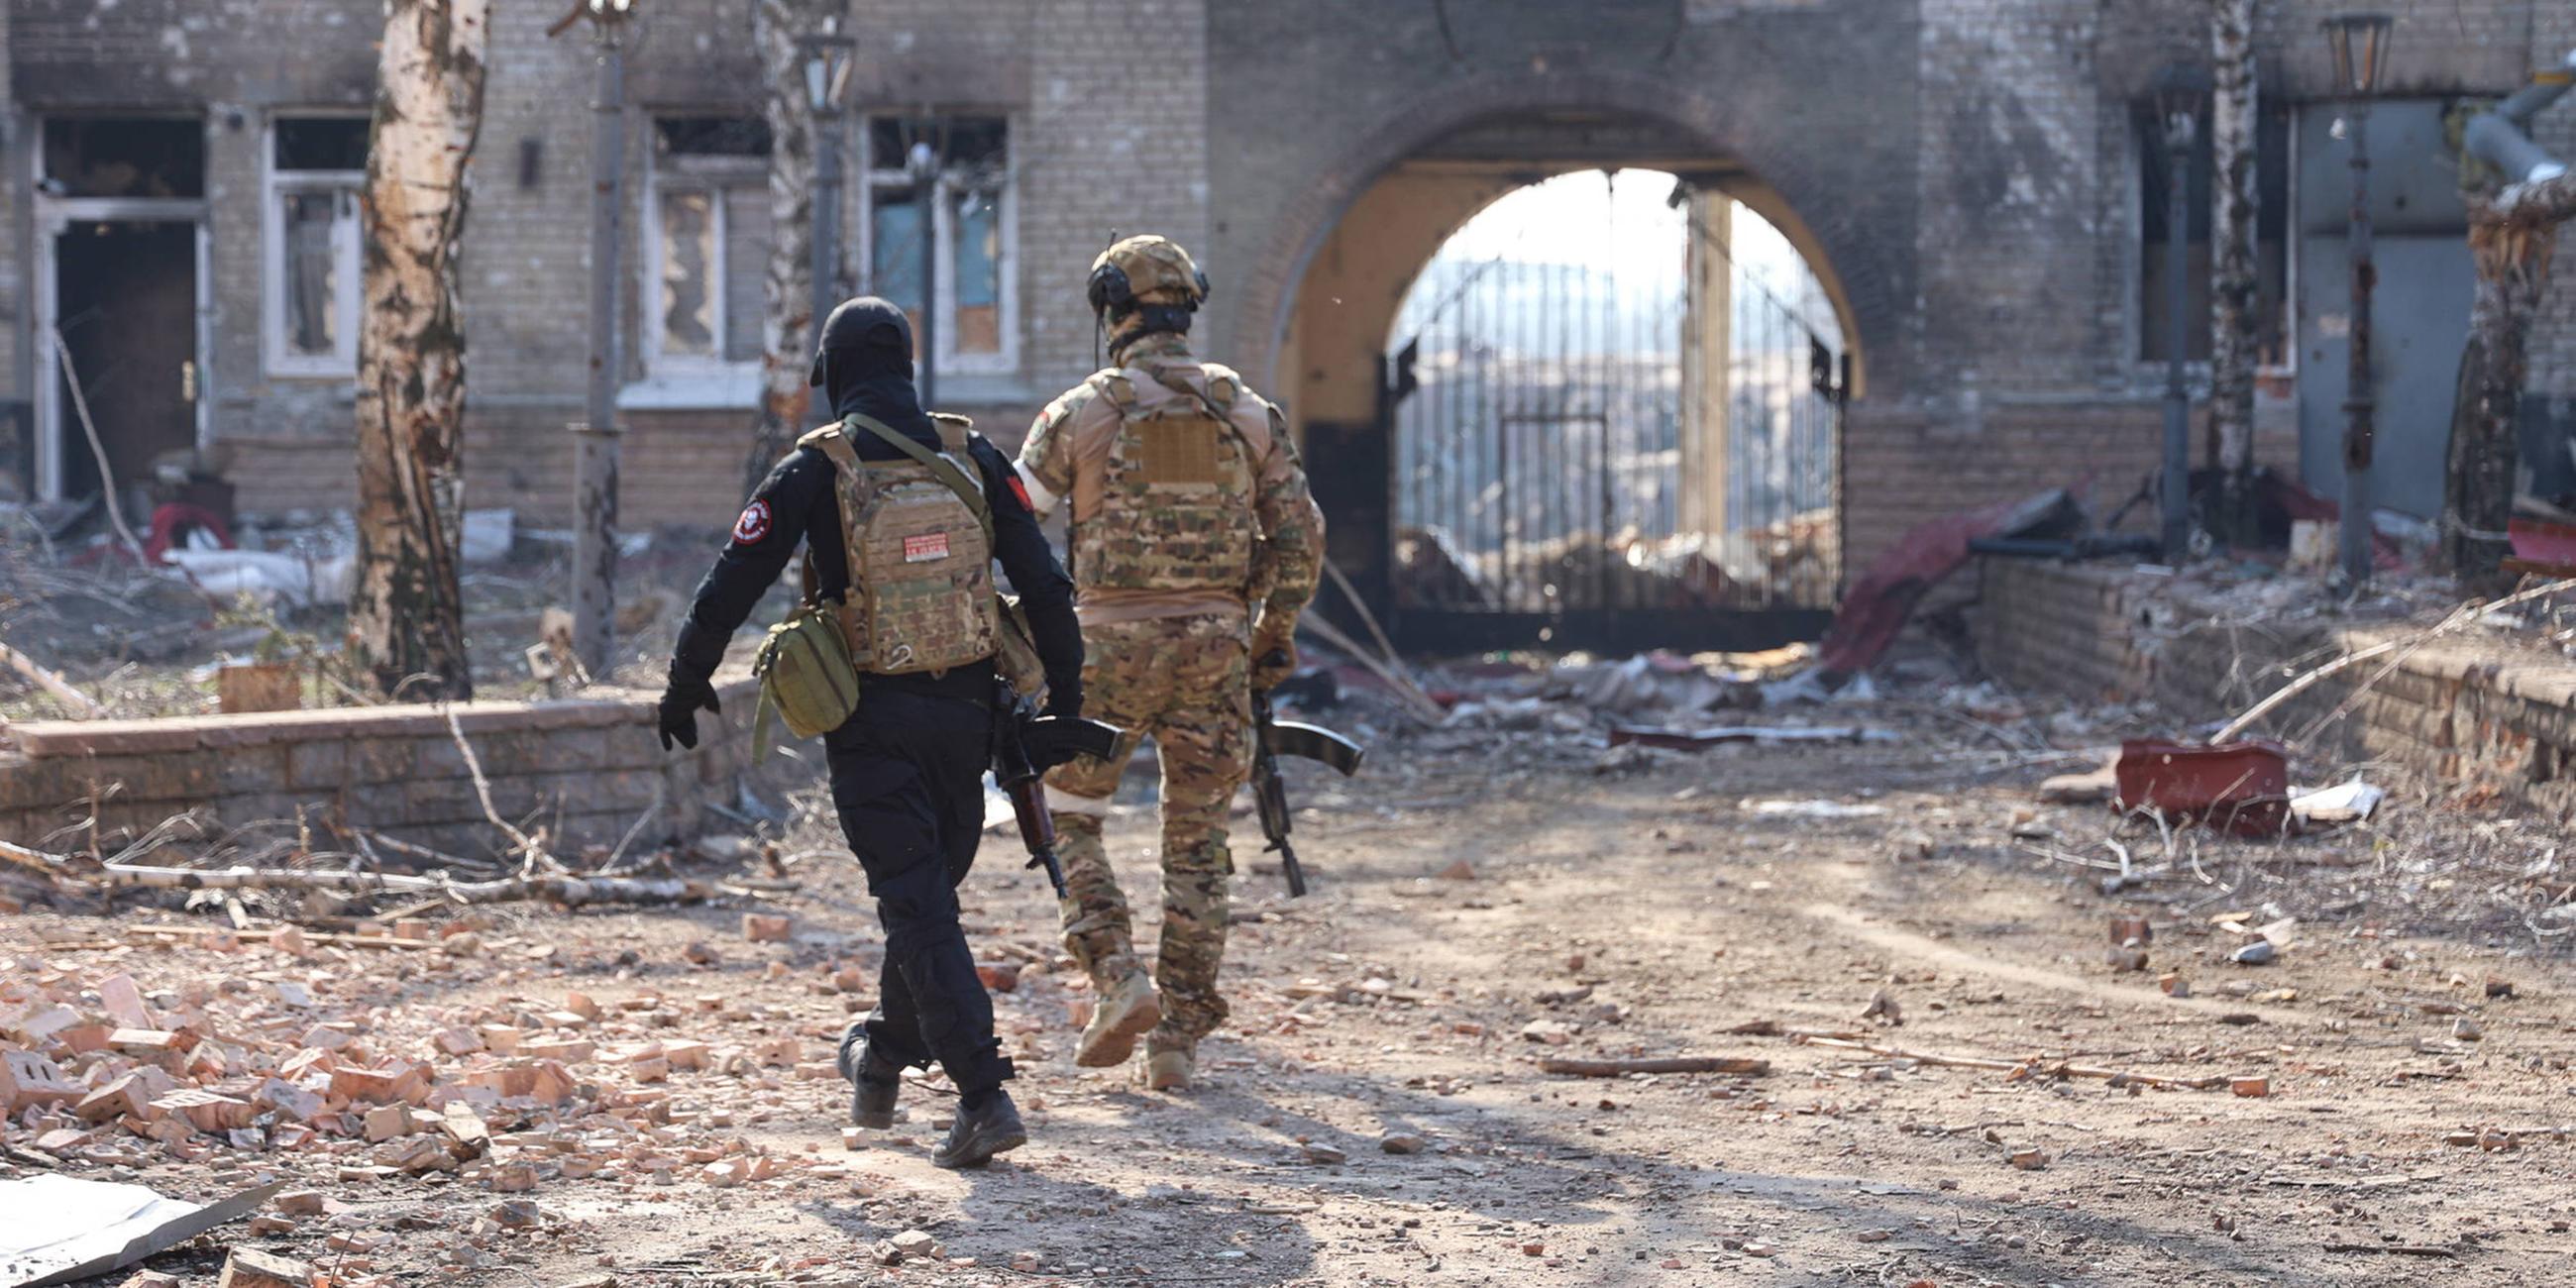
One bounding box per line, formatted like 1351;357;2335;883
1016;235;1325;1091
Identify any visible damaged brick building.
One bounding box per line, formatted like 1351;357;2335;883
1;0;2572;642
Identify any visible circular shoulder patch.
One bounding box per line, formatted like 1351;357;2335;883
731;498;773;545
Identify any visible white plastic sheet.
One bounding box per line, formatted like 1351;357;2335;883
0;1175;281;1287
2290;778;2387;824
162;547;355;608
1744;799;1889;819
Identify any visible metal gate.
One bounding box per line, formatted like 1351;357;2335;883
1384;196;1846;654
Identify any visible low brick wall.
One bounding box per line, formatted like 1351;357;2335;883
0;676;794;860
1972;560;2576;820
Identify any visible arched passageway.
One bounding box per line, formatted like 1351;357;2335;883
1274;109;1858;653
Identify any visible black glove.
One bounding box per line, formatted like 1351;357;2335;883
1038;684;1082;724
657;675;720;751
1022;713;1118;772
1250;645;1298;695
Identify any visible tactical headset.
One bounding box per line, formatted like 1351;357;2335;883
1086;256;1212;318
1088;235;1211;319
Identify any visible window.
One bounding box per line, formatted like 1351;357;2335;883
44;117;207;199
2135;99;2292;368
644;117;774;372
263;116;369;376
861;115;1015;374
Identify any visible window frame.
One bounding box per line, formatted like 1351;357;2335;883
260;113;368;379
640;144;769;378
857;113;1019;377
2127;98;2299;379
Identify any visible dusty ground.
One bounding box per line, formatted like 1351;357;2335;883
9;690;2576;1288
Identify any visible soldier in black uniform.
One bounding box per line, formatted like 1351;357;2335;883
655;297;1086;1168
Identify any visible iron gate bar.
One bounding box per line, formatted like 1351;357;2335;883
1383;176;1842;653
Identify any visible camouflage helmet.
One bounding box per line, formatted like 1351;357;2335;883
1087;235;1211;316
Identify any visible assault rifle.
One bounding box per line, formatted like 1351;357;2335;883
1251;652;1367;898
991;679;1123;898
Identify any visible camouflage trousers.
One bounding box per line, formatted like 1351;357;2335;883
1044;611;1251;1053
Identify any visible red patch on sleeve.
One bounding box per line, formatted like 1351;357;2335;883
1008;476;1033;510
731;498;772;545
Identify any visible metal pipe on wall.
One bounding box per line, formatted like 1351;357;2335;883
570;15;629;677
2162;107;2195;562
2339;101;2376;591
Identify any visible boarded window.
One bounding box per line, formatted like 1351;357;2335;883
2137;99;2291;365
659;189;718;358
266;116;366;375
864;115;1014;370
870;188;924;336
953;187;1003;356
280;191;342;358
651;117;771;367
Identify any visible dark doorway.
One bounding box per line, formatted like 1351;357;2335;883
54;221;197;503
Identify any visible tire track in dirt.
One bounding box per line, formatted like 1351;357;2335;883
1795;898;2312;1029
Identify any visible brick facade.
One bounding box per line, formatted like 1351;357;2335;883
1974;559;2576;821
2;1;2571;575
0;676;780;858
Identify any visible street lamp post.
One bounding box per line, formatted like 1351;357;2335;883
907;136;941;408
571;0;637;679
2324;13;2394;592
801;27;856;428
2154;63;2211;565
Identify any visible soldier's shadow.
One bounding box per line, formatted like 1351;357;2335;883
1043;1052;2367;1288
941;1142;1332;1285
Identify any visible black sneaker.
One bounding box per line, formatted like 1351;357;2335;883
837;1031;901;1130
930;1092;1027;1169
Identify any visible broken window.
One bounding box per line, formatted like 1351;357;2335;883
2136;98;2291;367
863;115;1014;373
648;117;772;369
265;116;368;376
42;117;205;199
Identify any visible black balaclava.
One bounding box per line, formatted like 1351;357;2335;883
810;296;936;444
1105;299;1195;365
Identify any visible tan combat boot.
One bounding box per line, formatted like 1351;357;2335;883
1142;1043;1194;1092
1076;962;1162;1068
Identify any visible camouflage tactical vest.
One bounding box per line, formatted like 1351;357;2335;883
798;413;999;676
1073;365;1258;594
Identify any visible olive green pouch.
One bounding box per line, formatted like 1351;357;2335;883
753;591;861;744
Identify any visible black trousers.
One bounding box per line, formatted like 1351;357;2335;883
825;688;1012;1094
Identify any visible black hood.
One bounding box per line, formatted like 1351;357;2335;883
811;295;935;442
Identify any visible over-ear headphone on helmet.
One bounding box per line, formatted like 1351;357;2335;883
1085;258;1134;316
1087;235;1211;318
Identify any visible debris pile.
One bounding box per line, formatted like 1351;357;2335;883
1388;516;1838;612
0;958;872;1197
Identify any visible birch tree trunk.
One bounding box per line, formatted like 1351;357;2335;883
350;0;489;700
2205;0;2261;547
741;0;824;493
2490;169;2576;225
2442;204;2558;580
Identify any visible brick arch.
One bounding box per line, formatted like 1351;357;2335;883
1222;64;1908;403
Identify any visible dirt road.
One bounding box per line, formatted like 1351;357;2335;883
11;711;2576;1287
